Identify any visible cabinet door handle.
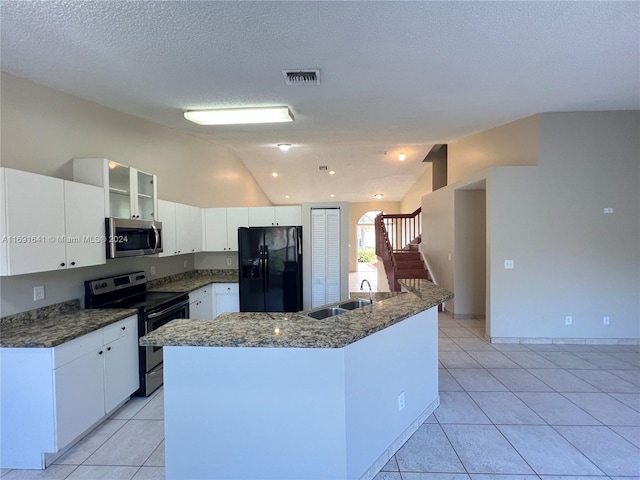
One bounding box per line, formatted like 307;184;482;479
60;262;65;267
107;346;111;351
70;261;76;266
98;350;103;355
122;326;126;331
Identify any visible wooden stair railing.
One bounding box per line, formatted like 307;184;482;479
375;208;430;291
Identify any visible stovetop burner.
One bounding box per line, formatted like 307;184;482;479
97;291;186;311
84;271;187;312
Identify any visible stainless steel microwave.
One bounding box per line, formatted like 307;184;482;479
105;218;163;258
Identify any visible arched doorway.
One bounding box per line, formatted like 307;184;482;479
355;210;381;282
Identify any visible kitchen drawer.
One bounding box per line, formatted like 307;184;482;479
215;283;238;294
189;284;212;303
54;329;102;369
103;315;137;345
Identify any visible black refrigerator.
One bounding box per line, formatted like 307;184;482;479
238;226;303;312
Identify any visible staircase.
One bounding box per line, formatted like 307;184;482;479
375;208;431;291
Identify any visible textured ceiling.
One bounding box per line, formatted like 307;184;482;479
1;1;638;203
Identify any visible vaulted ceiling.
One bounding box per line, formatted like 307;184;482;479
2;1;638;203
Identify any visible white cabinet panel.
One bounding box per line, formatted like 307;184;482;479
248;206;301;227
63;181;106;269
248;207;275;226
204;208;228;251
205;207;248;252
160;201;203;256
0;169;106;276
0;168;66;275
215;283;239;316
189;284;214;319
175;202;191;255
275;206;302;226
190;206;204;253
226;207;248;251
103;317;139;413
158;200;177;257
54;347;104;448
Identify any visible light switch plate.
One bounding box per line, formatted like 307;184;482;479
504;259;514;269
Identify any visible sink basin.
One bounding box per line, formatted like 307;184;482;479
338;299;372;310
306;307;347;320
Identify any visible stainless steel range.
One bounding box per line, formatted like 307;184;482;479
85;271;189;396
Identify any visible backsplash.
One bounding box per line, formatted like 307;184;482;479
0;253;239;317
0;299;80;327
148;269;238;289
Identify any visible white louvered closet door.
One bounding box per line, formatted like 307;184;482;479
311;208;341;308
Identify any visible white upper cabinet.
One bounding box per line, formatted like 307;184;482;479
73;158;158;221
0;168;105;276
248;206;301;227
158;200;203;256
64;181;106;269
157;200;177;257
205;207;248;252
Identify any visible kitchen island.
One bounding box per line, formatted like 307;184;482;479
141;279;452;480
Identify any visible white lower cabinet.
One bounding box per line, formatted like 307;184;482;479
103;318;140;413
215;283;239;316
0;315;139;469
189;284;215;319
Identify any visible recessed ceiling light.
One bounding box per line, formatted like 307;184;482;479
277;144;292;151
329;170;335;175
374;193;384;199
184;106;294;125
271;172;278;177
330;194;335;198
285;195;290;199
398;153;406;161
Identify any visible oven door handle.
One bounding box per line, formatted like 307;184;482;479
147;299;189;319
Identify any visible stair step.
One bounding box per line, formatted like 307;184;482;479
396;269;429;276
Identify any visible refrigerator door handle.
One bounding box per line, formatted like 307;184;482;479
264;245;269;292
259;246;266;292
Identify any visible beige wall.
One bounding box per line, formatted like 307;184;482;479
421;111;640;340
0;73;270;207
400;163;432;214
348;201;400;272
448;115;540;184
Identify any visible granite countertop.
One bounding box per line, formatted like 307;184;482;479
148;269;238;293
140;279;453;349
0;300;137;348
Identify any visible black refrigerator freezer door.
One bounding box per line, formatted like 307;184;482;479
238;227;266;312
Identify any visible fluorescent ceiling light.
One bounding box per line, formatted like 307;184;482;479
278;144;292;151
184;106;294;125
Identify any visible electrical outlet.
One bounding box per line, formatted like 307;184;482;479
603;316;610;325
504;259;514;269
397;392;405;412
565;316;573;325
183;260;188;268
604;207;613;214
33;286;45;301
150;265;156;275
227;257;232;266
447;253;452;261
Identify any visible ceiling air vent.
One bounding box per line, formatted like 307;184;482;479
283;69;320;86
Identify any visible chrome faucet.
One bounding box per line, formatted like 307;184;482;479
360;279;373;304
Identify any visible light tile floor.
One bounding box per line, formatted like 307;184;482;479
3;313;639;479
